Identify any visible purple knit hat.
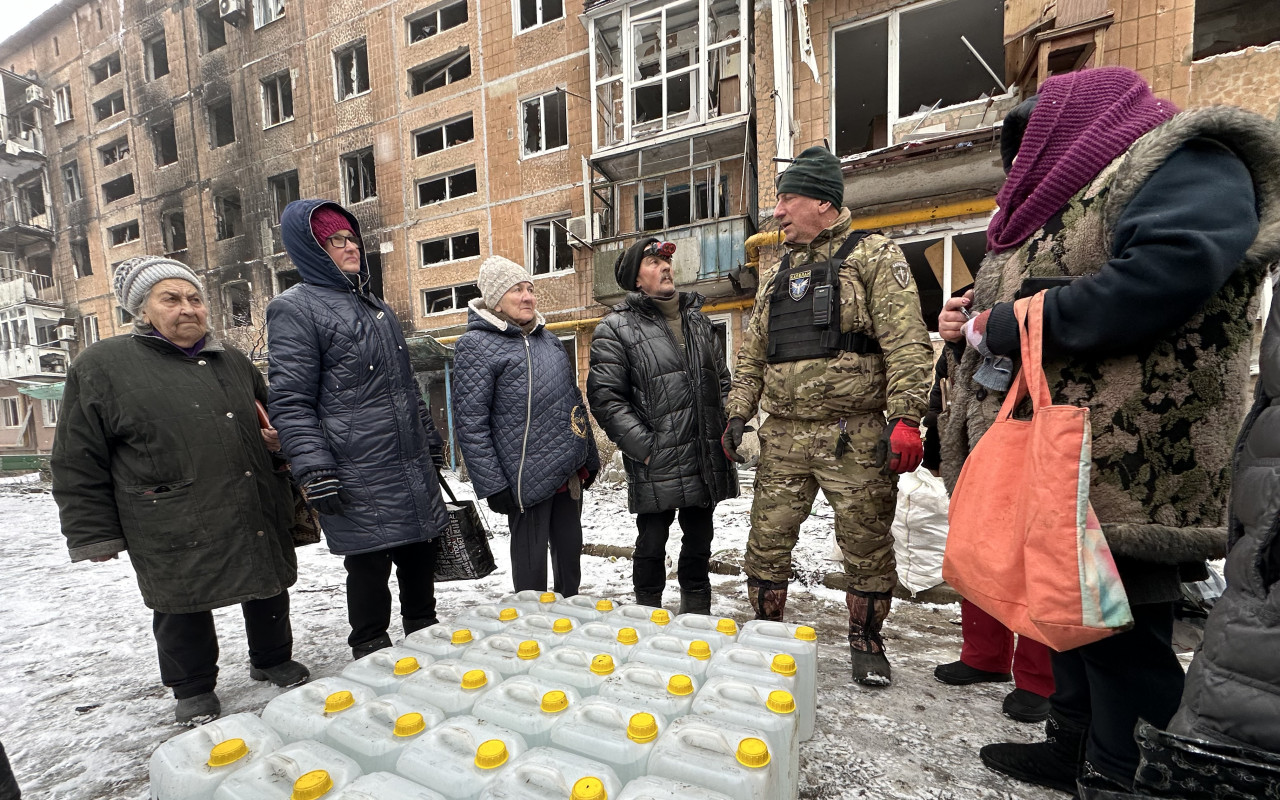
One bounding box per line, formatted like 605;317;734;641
986;67;1178;253
311;206;352;246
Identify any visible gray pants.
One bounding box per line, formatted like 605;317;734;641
508;491;581;596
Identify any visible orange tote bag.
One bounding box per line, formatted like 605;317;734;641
943;292;1132;652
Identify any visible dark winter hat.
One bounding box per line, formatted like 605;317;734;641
113;256;204;315
310;206;351;246
1000;95;1039;174
614;236;661;291
775;146;844;209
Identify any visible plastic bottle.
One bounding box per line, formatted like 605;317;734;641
549;595;613;624
149;713;283;800
602;605;665;638
211;740;362;800
395;715;527;800
664;615;739;653
548;696;666;785
645;715;777;800
691;677;800;800
736;621;817;745
470;676;581;748
260;678;378;745
455;605;523;636
397;662;499;718
329;771;448;800
325;693;447;774
498;590;562;616
563;622;637;662
614;776;735;800
477;747;622;800
462;635;546;679
597;663;698;721
506;614;578;650
341;647;434;695
528;646;617;697
402;625;486;661
626;635;713;680
705;645;810;741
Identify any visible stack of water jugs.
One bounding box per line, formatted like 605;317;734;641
150;591;818;800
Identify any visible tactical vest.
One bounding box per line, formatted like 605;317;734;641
766;231;882;363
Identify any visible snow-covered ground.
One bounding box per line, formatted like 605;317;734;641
0;472;1063;799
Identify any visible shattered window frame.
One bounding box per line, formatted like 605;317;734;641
260;71;295;128
152;117;179;166
207;96;236;148
92;91;126;123
98;137;130;166
214;192;243;240
418;230;481;266
333;40;371;101
407;0;469;43
891;223;989;334
526;215;574;275
521;89;568;157
408;49;472;97
223;281;254;328
72;241;93;279
413;114;474;157
108;220;140;247
144;32;170;80
516;0;564;33
53;85;73;123
101;173;136;204
81;314;100;343
253;0;286;28
162;210;188;254
89;52;121;84
268;170;300;224
197;2;227;53
62;161;83;203
415;165;478;207
421;282;481;316
341;147;378;204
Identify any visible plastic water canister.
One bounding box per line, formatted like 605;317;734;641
397;662;498;717
477;747;622;800
403;624;487;660
341;647;434;695
614;776;735;800
549;595;613;624
325;693;447;774
706;644;810;741
212;740;361;800
626;634;712;680
602;604;671;638
455;605;523;636
528;646;616;697
498;590;562;616
736;621;817;744
395;715;527;800
664;614;739;653
150;713;283;800
645;715;777;800
463;635;546;679
329;771;447;800
261;678;378;745
505;614;578;650
597;663;698;721
471;676;581;748
548;696;666;786
563;622;637;662
691;677;800;800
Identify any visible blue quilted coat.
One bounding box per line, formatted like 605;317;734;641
266;199;449;555
452;301;599;511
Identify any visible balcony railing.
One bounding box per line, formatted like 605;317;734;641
1;113;44;155
0;270;62;309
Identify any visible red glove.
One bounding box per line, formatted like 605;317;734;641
875;418;922;474
962;309;991;349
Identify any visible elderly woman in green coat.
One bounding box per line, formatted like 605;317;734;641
51;257;308;725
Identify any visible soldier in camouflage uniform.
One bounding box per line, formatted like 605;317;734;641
722;146;932;686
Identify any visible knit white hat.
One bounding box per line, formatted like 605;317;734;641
113;256;204;315
478;255;531;310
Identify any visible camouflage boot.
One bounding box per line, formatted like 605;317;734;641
747;576;789;621
847;590;893;687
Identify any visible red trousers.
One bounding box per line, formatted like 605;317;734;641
960;599;1055;698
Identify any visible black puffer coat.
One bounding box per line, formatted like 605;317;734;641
452;301;600;510
588;291;738;514
266;199;448;555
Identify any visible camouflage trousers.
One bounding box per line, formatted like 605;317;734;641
745;413;899;595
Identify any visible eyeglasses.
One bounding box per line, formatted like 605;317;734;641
325;233;362;249
644;241;676;259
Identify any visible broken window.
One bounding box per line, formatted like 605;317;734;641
522;90;567;156
108;220;140;246
408;49;471;96
261;72;295;127
214;193;242;240
268;171;300;224
254;0;285;27
342;148;377;203
833;0;1003;156
93;91;126;122
1194;1;1280;60
99;137;130;166
208;97;235;147
631;2;700;133
72;240;92;278
519;0;563;31
101;174;135;204
224;282;253;327
527;216;573;274
893;228;986;331
82;314;100;343
422;282;481;315
408;0;468;42
416;166;476;206
145;33;169;79
89;52;121;84
53;85;72;123
16;178;46;225
162;211;188;254
419;231;480;266
334;41;371;100
117;306;134;326
198;3;227;53
414;115;474;156
152;118;178;165
593;13;624;146
62;161;83;202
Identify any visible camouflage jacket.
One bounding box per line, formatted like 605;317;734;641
725;208;932;423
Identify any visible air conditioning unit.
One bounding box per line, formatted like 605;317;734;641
56;324;77;342
24;85;45;105
219;0;246;25
566;213;602;247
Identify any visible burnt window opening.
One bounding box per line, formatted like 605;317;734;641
416;167;476;207
414;115;473;156
224;282;253;327
342;148;377;203
71;240;92;278
408;0;468;42
108;220;140;246
89;52;121;84
214;193;242;240
419;231;480;266
334;41;370;100
62;161;83;202
99;137;130;166
261;72;295;127
519;0;563;31
276;269;303;292
528;216;573;274
163;211;188;254
422;282;480;315
16;179;46;224
408;49;471;96
101;174;136;204
152;118;178;166
145;34;169;80
93;91;126;122
208;97;236;148
268;171;300;224
1194;1;1280;60
198;3;227;53
522;90;567;155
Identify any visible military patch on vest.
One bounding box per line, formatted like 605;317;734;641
570;405;588;439
789;270;812;301
891;260;911;288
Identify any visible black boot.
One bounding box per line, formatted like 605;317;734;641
678;588;712;615
847;590;892;686
351;633;393;660
175;691;221;726
403;616;439;636
746;576;788;621
980;710;1086;794
634;591;663;608
1076;762;1142;799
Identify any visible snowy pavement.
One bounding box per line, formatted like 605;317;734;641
0;474;1063;799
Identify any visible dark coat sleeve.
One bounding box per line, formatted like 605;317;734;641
266;297;337;484
450;334;509;499
587;314;654;462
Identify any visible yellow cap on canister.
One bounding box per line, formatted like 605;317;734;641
498;608;519;621
553;618;574;634
687;640;712;660
595;599;615;612
323;691;354;713
767;690;796;714
539;592;557;603
667;675;694;696
626;712;659;743
517;640;542;660
590;654;616;675
650;609;671;626
393;657;420;676
736;737;771;768
475;739;509;769
207;738;248;767
451;628;474;645
394;712;427;737
616;627;639;645
716;618;738;636
771;654;797;676
795;625;817;641
540;690;570;713
571;777;608;800
290;770;334;800
461;669;489;689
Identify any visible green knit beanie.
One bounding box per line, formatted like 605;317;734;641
775;146;845;209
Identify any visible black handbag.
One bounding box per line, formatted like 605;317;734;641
433;469;498;582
